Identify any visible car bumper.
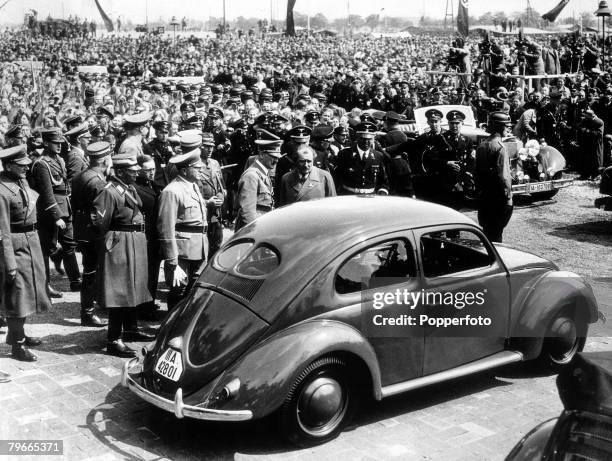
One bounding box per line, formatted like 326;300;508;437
121;357;253;422
512;178;573;195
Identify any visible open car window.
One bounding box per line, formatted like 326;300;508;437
335;239;417;295
420;229;494;278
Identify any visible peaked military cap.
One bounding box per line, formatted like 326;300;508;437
0;144;30;165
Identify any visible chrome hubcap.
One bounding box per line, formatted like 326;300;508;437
549;317;578;363
297;376;347;435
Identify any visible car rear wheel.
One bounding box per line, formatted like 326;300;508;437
279;357;355;446
540;311;587;372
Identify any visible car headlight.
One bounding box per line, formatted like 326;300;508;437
217;378;241;401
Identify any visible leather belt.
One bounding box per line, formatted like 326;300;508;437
11;223;37;233
343;186;375;194
256;205;272;212
175;224;207;233
110;224;146;232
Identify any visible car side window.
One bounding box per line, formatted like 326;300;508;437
420;229;494;278
335;239;416;294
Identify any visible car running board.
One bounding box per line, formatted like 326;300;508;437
380;350;524;399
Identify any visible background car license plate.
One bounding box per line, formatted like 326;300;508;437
155;348;183;382
529;182;552;192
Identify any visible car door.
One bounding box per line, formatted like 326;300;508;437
414;225;511;376
331;231;426;386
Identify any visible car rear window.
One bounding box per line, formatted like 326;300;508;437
235;245;280;277
214;241;254;271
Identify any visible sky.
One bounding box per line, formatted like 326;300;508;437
0;0;596;24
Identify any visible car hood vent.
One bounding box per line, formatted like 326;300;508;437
201;267;264;302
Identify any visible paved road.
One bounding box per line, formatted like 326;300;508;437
1;179;611;461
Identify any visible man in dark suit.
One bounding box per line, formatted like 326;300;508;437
542;39;562;76
278;146;336;206
134;154;163;319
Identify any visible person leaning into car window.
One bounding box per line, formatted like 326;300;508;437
475;111;513;243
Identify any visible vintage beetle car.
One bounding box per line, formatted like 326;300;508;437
507;352;612;460
412;105;573;200
122;196;599;445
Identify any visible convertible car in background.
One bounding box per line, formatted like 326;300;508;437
122;196;599;446
413;105;573;201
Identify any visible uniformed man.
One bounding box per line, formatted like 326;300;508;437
117;112;151;160
64;122;91;183
71;141;112;327
91;153;153;357
0;145;51;362
207;107;231;163
144;120;175;190
330;125;350;156
310;125;335;171
234;129;281;231
475;111;513;243
335;122;389;195
198;133;225;258
278;145;336;206
275;125;312;199
30;128;82;293
380;111;409;148
158;133;208;311
441;110;475;208
134;154;163;320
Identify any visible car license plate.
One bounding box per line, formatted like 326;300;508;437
155;348;183;382
529;182;552;192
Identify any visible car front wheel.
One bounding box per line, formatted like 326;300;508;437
279;357;355;446
540;312;587;372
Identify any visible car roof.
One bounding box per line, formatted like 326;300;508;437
229;197;477;320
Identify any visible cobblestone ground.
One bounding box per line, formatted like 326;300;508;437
1;178;611;461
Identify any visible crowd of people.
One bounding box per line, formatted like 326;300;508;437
1;28;612;365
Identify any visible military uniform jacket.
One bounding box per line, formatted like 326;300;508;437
71;169;107;243
91;176;151;308
335;147;389;194
235;160;273;231
442;131;474;162
475;135;512;206
117;135;144;159
144;138;175;189
30;153;71;221
0;172;51;317
278;167;337;207
158;175;208;264
198;158;225;223
65;145;88;183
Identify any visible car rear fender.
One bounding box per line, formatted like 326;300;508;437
191;320;382;419
509;271;598;359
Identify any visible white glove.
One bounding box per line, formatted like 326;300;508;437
172;265;187;287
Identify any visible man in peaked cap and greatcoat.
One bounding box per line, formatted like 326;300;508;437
475;111;513;243
335;122;389;195
234;129;281;231
31;128;82;294
0;145;51;362
91;153;154;357
158;132;208;311
64;122;91;183
70;141;113;327
117;111;151;159
144;120;175;190
275;125;312;199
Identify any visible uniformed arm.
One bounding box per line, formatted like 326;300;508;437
157;188;180;265
496;145;512;203
376;161;390;195
237;172;258;224
90;187;115;240
31;161;61;221
0;195;17;274
324;170;337;197
385;140;413;157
